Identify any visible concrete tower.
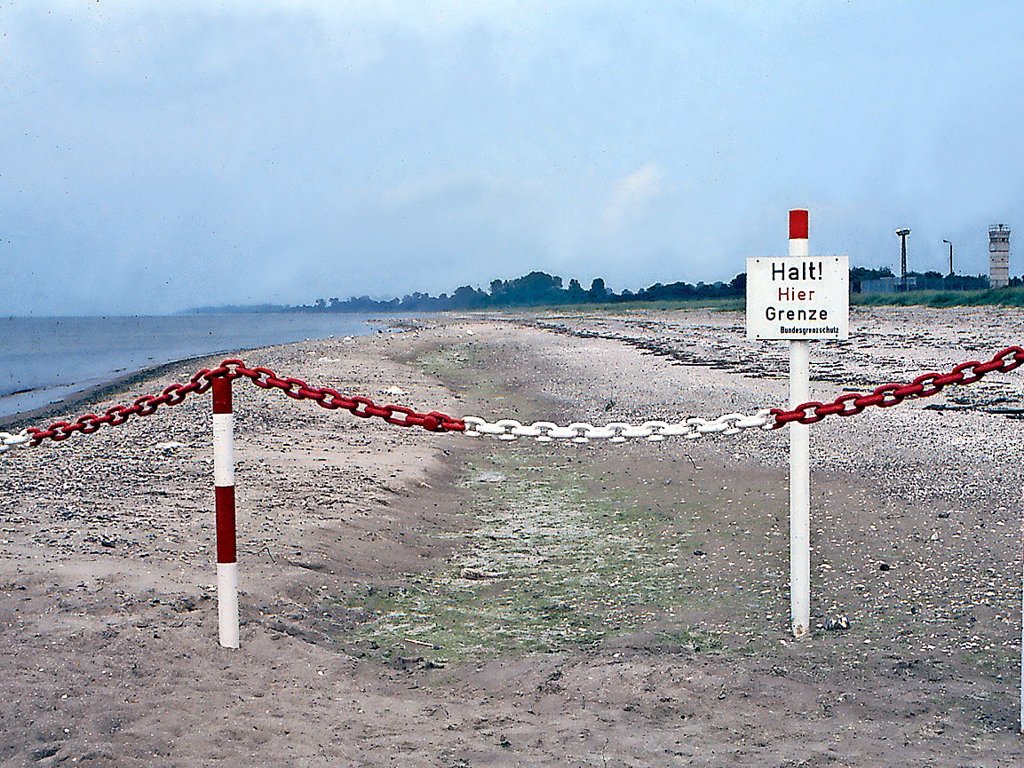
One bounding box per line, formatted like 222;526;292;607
989;224;1010;288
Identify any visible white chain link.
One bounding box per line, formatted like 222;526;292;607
460;409;774;443
0;430;33;454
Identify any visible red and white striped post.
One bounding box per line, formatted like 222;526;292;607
212;376;239;649
789;209;811;638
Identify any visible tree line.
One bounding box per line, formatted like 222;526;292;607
299;270;748;313
299;267;1011;314
190;266;1015;315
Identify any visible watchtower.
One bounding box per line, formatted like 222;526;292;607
989;224;1010;288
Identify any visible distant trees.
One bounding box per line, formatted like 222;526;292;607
194;262;1024;316
450;285;488;309
301;263;998;314
566;278;587;303
488;271;566;305
298;270;747;313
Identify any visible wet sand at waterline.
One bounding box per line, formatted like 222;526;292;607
1;307;1022;766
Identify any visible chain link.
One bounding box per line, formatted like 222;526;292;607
461;409;774;443
13;358;465;450
771;345;1024;427
0;429;33;453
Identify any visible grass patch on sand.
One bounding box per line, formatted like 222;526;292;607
337;448;720;665
525;297;745;313
414;346;486;389
853;286;1024;307
480;286;1024;312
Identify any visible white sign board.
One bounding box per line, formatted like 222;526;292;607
746;256;849;340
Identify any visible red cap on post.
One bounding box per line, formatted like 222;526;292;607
212;376;232;414
789;209;809;240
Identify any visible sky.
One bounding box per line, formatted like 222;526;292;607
2;0;1023;315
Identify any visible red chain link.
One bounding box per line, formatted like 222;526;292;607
770;345;1024;428
25;359;465;446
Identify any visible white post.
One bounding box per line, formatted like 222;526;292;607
212;376;240;649
789;341;810;637
789;209;811;638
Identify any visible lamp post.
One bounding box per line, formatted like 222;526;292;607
896;228;911;291
943;239;954;277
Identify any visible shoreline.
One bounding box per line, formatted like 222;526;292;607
0;350;235;432
0;314;419;432
0;312;401;431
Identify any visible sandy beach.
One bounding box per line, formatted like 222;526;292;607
1;306;1023;766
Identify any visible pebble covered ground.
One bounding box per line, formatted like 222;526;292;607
0;306;1022;767
480;308;1024;681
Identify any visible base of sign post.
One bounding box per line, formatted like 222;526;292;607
790;340;810;638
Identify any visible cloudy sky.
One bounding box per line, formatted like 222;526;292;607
2;1;1023;315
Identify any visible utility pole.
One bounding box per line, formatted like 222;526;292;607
943;239;954;277
896;229;911;291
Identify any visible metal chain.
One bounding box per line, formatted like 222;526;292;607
14;359;465;450
212;359;465;433
24;374;214;445
771;345;1024;427
0;429;33;454
461;409;774;443
5;345;1023;452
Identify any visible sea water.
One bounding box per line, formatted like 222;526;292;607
0;313;379;420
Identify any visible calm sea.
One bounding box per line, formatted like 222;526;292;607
0;313;379;421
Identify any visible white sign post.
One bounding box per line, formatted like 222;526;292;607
746;209;849;638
